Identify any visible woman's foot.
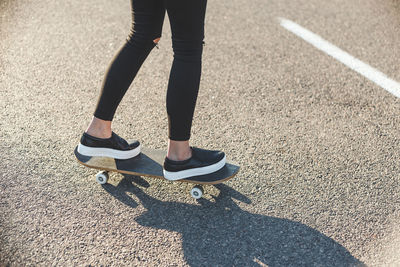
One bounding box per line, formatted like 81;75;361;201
77;132;141;159
163;147;226;181
78;116;140;159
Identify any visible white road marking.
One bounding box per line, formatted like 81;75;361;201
279;18;400;99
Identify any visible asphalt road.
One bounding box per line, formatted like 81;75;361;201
1;0;400;265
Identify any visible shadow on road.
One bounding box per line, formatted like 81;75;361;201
103;175;363;266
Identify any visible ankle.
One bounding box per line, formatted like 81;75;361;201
167;140;192;161
85;117;112;139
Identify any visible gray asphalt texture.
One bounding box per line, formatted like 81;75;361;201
1;0;400;266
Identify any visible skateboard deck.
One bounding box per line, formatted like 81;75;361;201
74;146;240;185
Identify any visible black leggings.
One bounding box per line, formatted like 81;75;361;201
94;0;207;141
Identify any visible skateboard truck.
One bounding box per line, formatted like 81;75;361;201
95;170;205;199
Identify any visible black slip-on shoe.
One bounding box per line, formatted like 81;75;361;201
163;147;226;181
77;132;141;159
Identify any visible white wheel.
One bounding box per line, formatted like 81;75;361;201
95;171;109;185
190;186;203;199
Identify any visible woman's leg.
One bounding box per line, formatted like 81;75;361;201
79;0;165;159
162;0;226;180
163;0;207;161
86;0;165;138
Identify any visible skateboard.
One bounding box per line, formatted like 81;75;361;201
74;146;240;199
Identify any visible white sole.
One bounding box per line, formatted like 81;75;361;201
163;155;226;181
77;143;141;160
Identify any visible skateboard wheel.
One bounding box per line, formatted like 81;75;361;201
190;185;203;199
95;171;109;185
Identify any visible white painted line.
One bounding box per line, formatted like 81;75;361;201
279;18;400;99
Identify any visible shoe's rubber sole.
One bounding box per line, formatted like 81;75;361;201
163;155;227;181
77;143;141;160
